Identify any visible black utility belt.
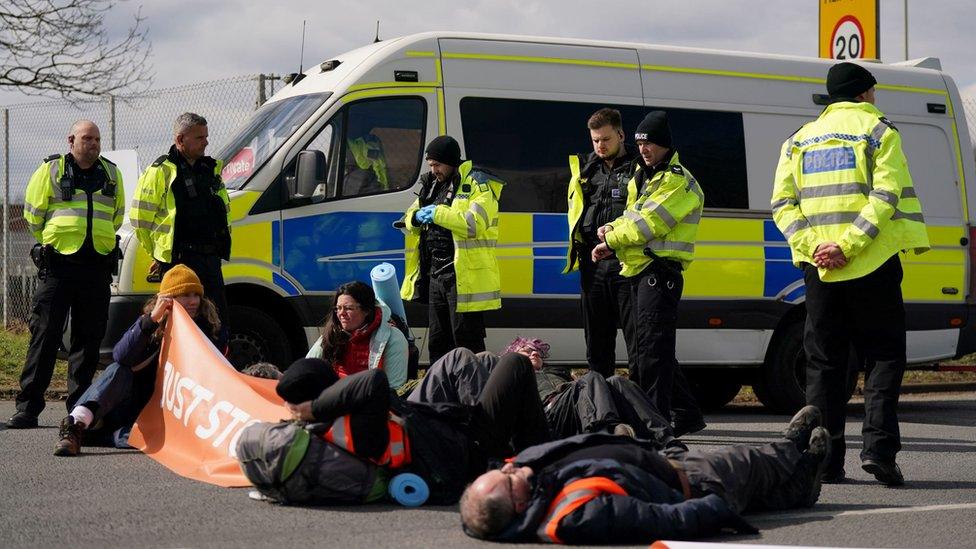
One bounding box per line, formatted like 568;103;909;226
648;256;682;274
48;250;114;268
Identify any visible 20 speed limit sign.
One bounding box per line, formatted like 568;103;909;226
830;15;865;59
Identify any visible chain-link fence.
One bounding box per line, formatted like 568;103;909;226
1;74;281;328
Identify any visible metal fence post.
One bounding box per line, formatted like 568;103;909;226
2;108;9;328
109;95;117;150
257;74;267;108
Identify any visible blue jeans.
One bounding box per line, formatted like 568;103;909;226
76;362;156;448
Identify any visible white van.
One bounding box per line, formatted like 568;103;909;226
105;32;976;412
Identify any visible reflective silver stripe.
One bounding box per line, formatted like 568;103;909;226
782;218;811;238
28;222;43;233
800;182;869;200
807;212;858;226
853;215;880;239
869;189;899;207
490;218;499;228
892;210;926;223
866;121;889;156
464;211;477;238
389;441;404;457
470;202;490;227
684;209;702;225
642;199;678;229
49;161;60;190
455;239;496;249
131;219;154;230
457;290;501;304
49;208;89;219
647;240;694;253
154;222;172;233
329;417;351;450
92;194;115;207
537;488;597;542
132;200;157;211
771;197;796;212
901;187;917;199
23;203;44;218
92;210;113;221
625;210;654;241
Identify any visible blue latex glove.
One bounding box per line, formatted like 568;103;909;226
415;205;436;224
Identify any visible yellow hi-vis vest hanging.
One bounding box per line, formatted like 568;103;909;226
323;413;411;468
771;101;930;282
537;476;628;544
400;160;505;312
22;154;125;255
604;152;704;277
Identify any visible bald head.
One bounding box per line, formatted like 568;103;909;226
68;120;101;168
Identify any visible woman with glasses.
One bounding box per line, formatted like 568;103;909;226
306;281;408;389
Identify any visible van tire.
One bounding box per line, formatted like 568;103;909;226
756;320;859;414
226;305;294;371
685;370;743;411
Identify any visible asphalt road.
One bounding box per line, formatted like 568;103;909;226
1;393;974;548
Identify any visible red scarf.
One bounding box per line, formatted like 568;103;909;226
333;310;382;377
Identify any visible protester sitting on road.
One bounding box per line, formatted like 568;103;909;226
460;406;830;544
271;352;551;504
305;281;408;389
241;362;282;380
408;337;680;445
54;265;227;456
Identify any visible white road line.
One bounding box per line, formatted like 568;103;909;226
751;502;976;523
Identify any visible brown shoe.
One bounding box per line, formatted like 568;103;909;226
54;416;83;457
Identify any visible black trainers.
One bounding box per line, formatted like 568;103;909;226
54;416;83;457
800;426;832;506
5;412;38;429
784;405;822;451
862;459;905;487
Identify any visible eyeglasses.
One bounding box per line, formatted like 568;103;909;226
335;305;361;313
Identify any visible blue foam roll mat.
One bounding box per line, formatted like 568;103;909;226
389;472;429;507
370;262;407;323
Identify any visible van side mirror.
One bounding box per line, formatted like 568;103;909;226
293;150;327;198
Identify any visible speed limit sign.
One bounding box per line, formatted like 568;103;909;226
830;15;865;59
819;0;878;60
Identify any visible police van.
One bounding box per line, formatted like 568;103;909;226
105;32;976;412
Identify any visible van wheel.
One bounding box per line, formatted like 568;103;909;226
755;320;859;414
685;370;743;411
226;305;294;370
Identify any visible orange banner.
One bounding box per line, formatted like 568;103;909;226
128;303;287;487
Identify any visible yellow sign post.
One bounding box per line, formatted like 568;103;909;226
819;0;879;60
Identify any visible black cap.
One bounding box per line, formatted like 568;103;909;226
276;358;332;404
634;111;672;148
826;62;877;100
424;135;461;167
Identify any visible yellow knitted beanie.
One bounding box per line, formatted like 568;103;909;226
159;264;204;297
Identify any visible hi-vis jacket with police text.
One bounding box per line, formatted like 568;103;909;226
771;101;929;282
563;148;643;273
130;154;230;263
604;152;704;276
400;160;504;312
23;154;125;255
480;434;744;544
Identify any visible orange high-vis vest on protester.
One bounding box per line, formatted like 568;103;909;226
537;476;628;544
323;413;411;468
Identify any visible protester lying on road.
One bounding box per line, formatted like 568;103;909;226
247;353;551;505
54;265;227;456
305;281;408;390
408;337;680;444
460;405;830;544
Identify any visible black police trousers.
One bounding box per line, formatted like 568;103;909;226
578;254;636;376
15;261;111;417
804;255;906;473
427;270;485;364
630;260;703;427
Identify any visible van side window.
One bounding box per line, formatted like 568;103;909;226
460;97;748;212
339;98;427;198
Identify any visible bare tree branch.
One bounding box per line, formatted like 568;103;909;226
0;0;153;99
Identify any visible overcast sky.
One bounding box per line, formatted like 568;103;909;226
2;0;975;106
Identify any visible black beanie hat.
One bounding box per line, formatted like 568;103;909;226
424;135;461;167
826;62;877;100
634;111;672;148
276;358;332;404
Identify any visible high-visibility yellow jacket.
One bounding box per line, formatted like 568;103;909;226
22;154;125;255
604;152;704;277
771;101;930;282
130;153;230;262
347;137;389;190
400;161;504;312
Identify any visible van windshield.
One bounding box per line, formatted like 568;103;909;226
217;92;331;189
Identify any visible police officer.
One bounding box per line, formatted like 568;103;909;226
400;135;504;364
130;112;231;322
592;111;705;431
564;108;643;377
771;62;929;486
6;120;125;429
